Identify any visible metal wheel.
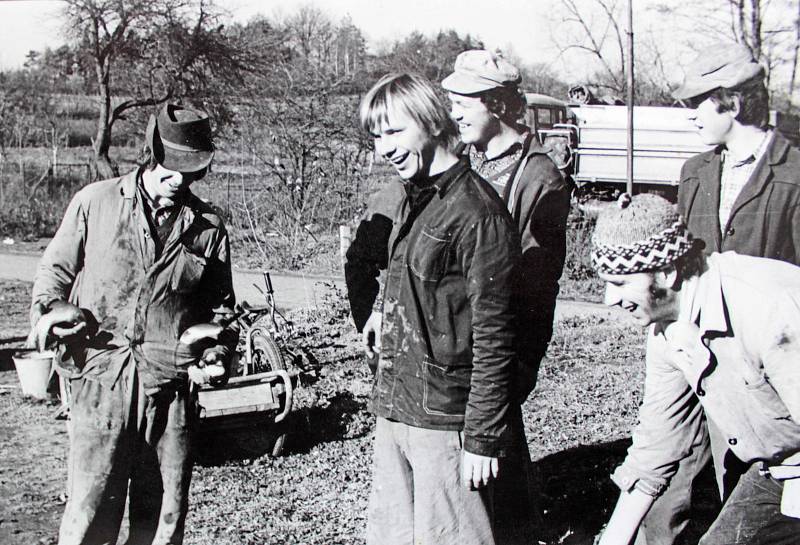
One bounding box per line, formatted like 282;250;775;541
251;331;289;457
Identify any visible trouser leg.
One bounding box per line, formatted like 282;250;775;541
407;424;495;545
58;373;134;545
128;385;193;545
491;405;538;545
366;417;414;545
699;464;800;545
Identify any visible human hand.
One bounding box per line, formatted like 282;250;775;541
28;301;87;351
361;311;382;359
462;450;499;490
187;348;227;385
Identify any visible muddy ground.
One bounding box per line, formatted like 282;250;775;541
0;279;719;544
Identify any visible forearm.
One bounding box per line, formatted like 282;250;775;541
598;488;654;545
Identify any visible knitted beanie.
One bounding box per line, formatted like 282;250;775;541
591;194;694;274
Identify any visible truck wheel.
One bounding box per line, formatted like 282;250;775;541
251;331;288;457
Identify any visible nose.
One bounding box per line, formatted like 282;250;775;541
450;103;463;121
603;284;622;307
375;135;394;159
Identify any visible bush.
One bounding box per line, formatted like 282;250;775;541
560;209;604;302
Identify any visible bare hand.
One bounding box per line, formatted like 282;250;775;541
28;301;87;351
361;311;382;359
187;348;227;385
462;450;499;489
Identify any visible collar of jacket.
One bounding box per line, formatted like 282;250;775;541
681;253;733;339
424;156;471;199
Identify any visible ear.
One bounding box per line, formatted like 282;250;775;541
730;95;741;118
658;266;680;291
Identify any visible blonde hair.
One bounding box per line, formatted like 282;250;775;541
359;73;458;147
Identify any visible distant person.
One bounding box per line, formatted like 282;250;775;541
29;103;236;545
591;193;800;545
633;42;800;545
442;50;571;543
358;72;521;545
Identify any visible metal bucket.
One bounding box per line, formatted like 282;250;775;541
11;350;55;399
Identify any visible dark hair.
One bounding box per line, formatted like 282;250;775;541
671;242;706;288
707;75;769;128
479;85;527;125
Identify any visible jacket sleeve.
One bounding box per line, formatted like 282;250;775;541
199;223;238;363
460;213;520;457
611;328;706;496
344;182;403;331
514;156;571;401
31;191;88;327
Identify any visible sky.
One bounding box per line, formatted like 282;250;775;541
0;0;558;70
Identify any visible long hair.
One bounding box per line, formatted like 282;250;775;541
359;73;458;148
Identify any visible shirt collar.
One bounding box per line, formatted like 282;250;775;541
431;156;471;197
722;129;773;167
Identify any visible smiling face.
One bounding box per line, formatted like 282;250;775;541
142;163;204;206
688;95;736;145
447;92;500;147
599;270;679;327
371;105;440;181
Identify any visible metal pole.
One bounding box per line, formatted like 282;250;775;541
626;0;635;195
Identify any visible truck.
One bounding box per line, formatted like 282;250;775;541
524;92;799;202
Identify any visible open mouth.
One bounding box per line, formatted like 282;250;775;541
390;152;409;167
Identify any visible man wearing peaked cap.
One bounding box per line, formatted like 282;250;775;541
591;194;800;545
443;49;571;544
631;42;800;545
29;103;236;545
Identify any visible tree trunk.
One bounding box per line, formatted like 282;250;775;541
93;59;117;180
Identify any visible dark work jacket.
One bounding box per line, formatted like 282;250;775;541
678;132;800;265
500;138;571;401
372;158;521;457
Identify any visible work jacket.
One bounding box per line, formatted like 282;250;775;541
677;132;800;265
372;158;520;457
612;252;800;497
31;170;236;392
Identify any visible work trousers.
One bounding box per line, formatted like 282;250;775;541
58;361;194;545
366;417;495;545
700;463;800;545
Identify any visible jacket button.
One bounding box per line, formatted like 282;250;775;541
728;438;737;446
726;227;735;237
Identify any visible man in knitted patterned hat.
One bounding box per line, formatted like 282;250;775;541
29;103;235;545
633;41;800;545
591;194;800;545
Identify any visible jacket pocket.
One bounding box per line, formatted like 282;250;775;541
422;354;469;418
745;375;791;419
171;245;207;294
409;228;451;282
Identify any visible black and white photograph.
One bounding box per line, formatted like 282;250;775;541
1;0;800;544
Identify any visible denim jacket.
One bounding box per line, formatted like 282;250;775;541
613;252;800;496
372;158;520;457
31;170;237;392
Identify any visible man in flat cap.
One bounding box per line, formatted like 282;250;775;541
442;49;571;543
29;103;236;545
592;194;800;545
633;42;800;545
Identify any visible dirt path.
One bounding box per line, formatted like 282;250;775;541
0;250;614;320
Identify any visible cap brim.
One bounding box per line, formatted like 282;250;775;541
441;72;500;95
672;80;719;101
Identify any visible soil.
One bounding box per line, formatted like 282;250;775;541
0;280;718;545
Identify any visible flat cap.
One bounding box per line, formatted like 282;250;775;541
441;50;521;95
672;42;764;100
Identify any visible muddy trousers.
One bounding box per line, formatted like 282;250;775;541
58;362;193;545
366;417;495;545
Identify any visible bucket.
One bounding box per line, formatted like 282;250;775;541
12;350;55;399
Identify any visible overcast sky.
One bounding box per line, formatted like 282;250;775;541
0;0;559;70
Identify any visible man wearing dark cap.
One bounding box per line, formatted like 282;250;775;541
442;49;571;544
29;103;236;545
632;42;800;545
591;194;800;545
